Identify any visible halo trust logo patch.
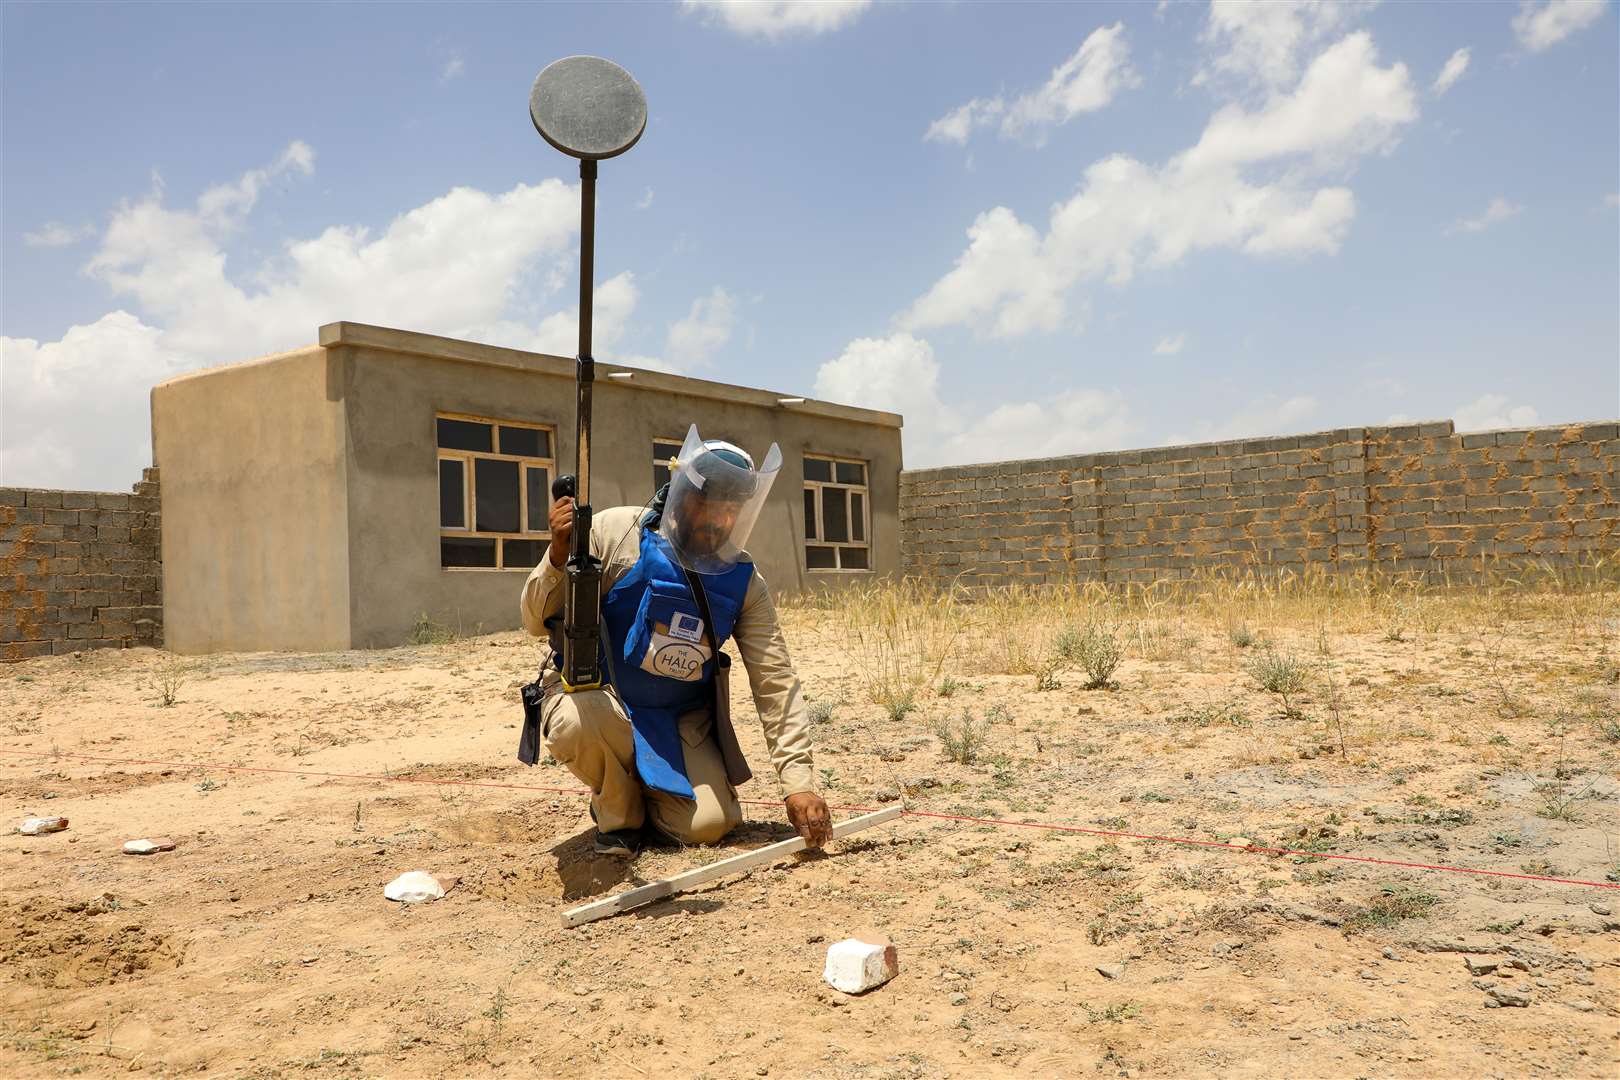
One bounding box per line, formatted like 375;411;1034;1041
651;642;705;681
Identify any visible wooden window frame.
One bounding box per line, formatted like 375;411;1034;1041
436;411;556;571
803;452;872;573
652;436;684;494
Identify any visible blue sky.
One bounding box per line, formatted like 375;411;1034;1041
3;0;1616;489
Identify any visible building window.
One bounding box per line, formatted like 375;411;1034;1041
437;413;555;570
803;454;870;572
652;437;683;494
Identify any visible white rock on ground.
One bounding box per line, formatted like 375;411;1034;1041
122;837;177;855
823;932;899;994
385;871;448;904
15;817;69;836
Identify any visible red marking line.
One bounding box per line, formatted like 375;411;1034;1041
4;747;1616;891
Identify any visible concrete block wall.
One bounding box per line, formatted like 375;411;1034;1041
1366;421;1619;576
1;468;162;660
900;421;1618;586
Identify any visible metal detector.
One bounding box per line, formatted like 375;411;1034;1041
530;55;647;693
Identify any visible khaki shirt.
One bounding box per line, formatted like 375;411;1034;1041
520;506;816;798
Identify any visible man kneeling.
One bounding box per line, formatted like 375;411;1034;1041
519;426;830;857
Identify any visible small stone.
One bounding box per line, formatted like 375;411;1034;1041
806;933;825;944
300;955;319;965
1096;964;1124;980
1470;979;1494;992
1590;904;1612;916
1488;987;1530;1008
1227;837;1252;849
1463;956;1498;976
572;985;590;996
823;932;899;994
1567;999;1597;1013
1359;969;1379;981
1288;1034;1302;1041
949;993;968;1006
122;837;177;855
1381;948;1402;962
15;817;68;836
734;966;745;976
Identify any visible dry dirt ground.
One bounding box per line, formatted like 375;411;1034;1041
3;590;1619;1079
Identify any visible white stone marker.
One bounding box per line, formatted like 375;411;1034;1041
823;931;899;994
123;837;177;855
385;871;448;904
15;817;68;836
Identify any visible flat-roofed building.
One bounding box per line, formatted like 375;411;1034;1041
152;322;902;653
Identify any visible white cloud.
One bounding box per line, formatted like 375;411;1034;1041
1002;24;1140;142
1603;192;1619;208
664;287;737;369
77;141;578;365
441;51;465;83
1364;375;1407;398
925;98;1006;146
1432;47;1471;94
1454;393;1539;431
1167;393;1319;445
1511;0;1608;51
1196;0;1369;93
1448;196;1522;234
1;143;721;488
925;23;1138;146
904;32;1416;339
681;0;871;40
635;187;655;210
23;221;96;248
0;312;173;489
812;332;1131;467
1154;333;1187;355
519;271;643;358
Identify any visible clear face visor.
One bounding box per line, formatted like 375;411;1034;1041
659;424;782;575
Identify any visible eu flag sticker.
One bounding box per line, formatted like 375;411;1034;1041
669;612;704;643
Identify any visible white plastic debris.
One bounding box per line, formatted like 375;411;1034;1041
122;837;177;855
823;931;899;994
15;817;68;836
385;871;448;904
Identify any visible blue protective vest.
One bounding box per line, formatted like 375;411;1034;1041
600;528;754;799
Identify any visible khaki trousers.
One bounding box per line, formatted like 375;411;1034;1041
540;679;743;845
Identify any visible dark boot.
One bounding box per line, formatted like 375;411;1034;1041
589;803;641;857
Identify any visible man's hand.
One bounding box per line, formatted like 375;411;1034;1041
785;791;831;849
547;496;575;567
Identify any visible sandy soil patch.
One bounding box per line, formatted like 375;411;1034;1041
3;584;1618;1077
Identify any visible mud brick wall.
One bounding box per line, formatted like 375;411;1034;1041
1;468;162;661
899;421;1618;586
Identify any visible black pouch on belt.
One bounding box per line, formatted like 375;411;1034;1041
517;675;545;766
516;622;563;766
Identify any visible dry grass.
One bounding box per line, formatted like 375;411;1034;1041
787;556;1619;691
